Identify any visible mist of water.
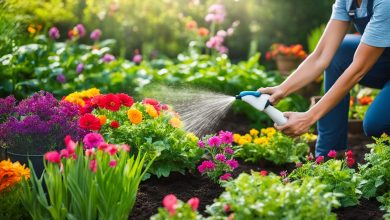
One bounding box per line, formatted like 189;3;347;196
141;86;236;136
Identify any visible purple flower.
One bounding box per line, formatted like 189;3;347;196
280;170;288;178
219;173;232;181
75;24;86;37
226;159;238;169
56;74;66;83
76;63;84;74
224;147;234;155
197;160;216;173
133;54;142;64
219;130;233;144
90;29;102;41
197;140;205;148
215;153;226;162
83;133;104;149
48;27;60;39
102;54;115;63
208;136;221;147
0;96;16;117
205;4;226;23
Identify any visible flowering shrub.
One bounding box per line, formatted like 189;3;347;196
206;172;339;220
358;134;390;199
0;91;87;154
266;43;307;60
349;87;378;120
289;151;361;207
151;194;202;220
197;131;238;183
21;135;153;219
233;128;310;164
65;89;203;178
0;160;30;220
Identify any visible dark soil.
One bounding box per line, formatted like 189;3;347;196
130;132;385;220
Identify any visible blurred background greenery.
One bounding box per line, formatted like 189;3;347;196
0;0;332;61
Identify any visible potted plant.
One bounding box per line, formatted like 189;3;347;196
266;43;307;76
0;91;87;175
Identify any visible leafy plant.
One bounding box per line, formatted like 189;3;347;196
233;128;311;164
289;151;361;207
307;24;326;53
151;194;202;220
21;135;154;219
349;86;378;120
206;172;339;220
378;192;390;219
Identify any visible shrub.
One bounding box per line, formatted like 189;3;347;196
378;192;390;219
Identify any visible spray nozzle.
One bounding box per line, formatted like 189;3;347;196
235;91;261;100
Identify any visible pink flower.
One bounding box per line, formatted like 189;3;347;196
187;197;199;211
218;46;228;54
197;140;205;148
106;144;118;155
295;162;303;168
121;144;130;152
205;4;226;23
219;130;233;144
197;160;216;173
109;160;117;167
223;204;231;213
327;150;337;158
206;36;224;49
98;142;109;151
65;135;76;154
219;173;232;181
83;133;104;149
208;136;222;147
215;153;226;162
315;156;324;164
346;157;355;167
133;54;142;64
75;24;86;37
306;153;314;161
60;149;70;158
90;29;102;41
280;170;288;178
226;159;238;169
89;159;97;173
224;147;234;154
260;170;268;176
283;178;290;184
102;54;115;63
45;151;61;164
163;194;177;216
48;27;60;39
161;104;169;110
85;148;95;157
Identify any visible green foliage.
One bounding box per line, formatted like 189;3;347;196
358;134;390;199
0;184;30;220
289;159;361;207
378;192;390;219
307;24;326;53
206;172;339;220
233;128;310;164
21;143;153;220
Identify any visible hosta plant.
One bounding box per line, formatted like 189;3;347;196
65;89;203;178
197;131;238;183
151;194;202;220
206;172;339;220
288;150;361;207
233;128;311;164
21;135;154;220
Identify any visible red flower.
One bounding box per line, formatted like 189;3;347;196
327;150;337;158
45;151;61;164
223;204;231;213
106;144;117;155
345;150;353;158
79;113;101;131
187;197;199;211
315;156;324;164
260;170;268;176
110;120;120;128
116;93;134;107
65;135;76;154
143;98;161;112
306;153;314;161
89;159;97;173
101;94;121;111
347;157;355;167
163;194;177;216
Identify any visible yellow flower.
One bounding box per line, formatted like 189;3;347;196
254;137;269;145
381;133;388;138
27;26;36;34
187;133;198;142
238;137;249;145
243;134;252;142
84;88;100;98
64;88;101;106
145;104;158;118
127;109;143;124
233;134;241;143
261;127;276;138
0;160;30;192
169;117;182;128
301;133;317;141
249;129;259;136
98;115;107;125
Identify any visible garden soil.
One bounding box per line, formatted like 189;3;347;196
130;122;385;219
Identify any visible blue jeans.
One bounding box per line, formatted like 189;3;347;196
316;34;390;156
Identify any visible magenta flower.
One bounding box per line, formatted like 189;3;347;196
224;147;234;154
315;156;325;164
280;170;288;178
197;140;205;148
187;197;199;211
48;27;60;39
106;144;118;155
56;74;66;83
219;173;232;181
89;159;97;173
327;150;337;158
133;54;142;64
76;63;84;74
45;151;61;163
109;160;117;167
208;136;221;147
163;194;177;216
85;148;95;157
306;153;314;161
65;135;76;155
90;29;102;41
295;162;303;168
60;149;70;158
197;160;216;173
226;159;238;169
75;24;86;37
83;132;104;149
102;54;115;63
219;130;233;144
215;153;226;162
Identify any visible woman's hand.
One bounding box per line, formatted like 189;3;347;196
257;86;286;104
275;111;316;137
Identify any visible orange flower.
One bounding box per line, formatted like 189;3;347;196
98;115;107;125
198;27;209;37
145;104;158;118
127;109;143;124
0;160;30;192
186;20;197;30
27;26;36;34
350;97;355;107
169;117;182;128
358;96;373;105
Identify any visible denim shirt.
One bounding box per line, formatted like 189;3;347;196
331;0;390;47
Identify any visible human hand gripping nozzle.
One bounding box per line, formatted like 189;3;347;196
235;91;288;126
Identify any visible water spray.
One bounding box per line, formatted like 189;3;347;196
235;91;288;126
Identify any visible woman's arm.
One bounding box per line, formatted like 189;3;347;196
259;20;350;103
